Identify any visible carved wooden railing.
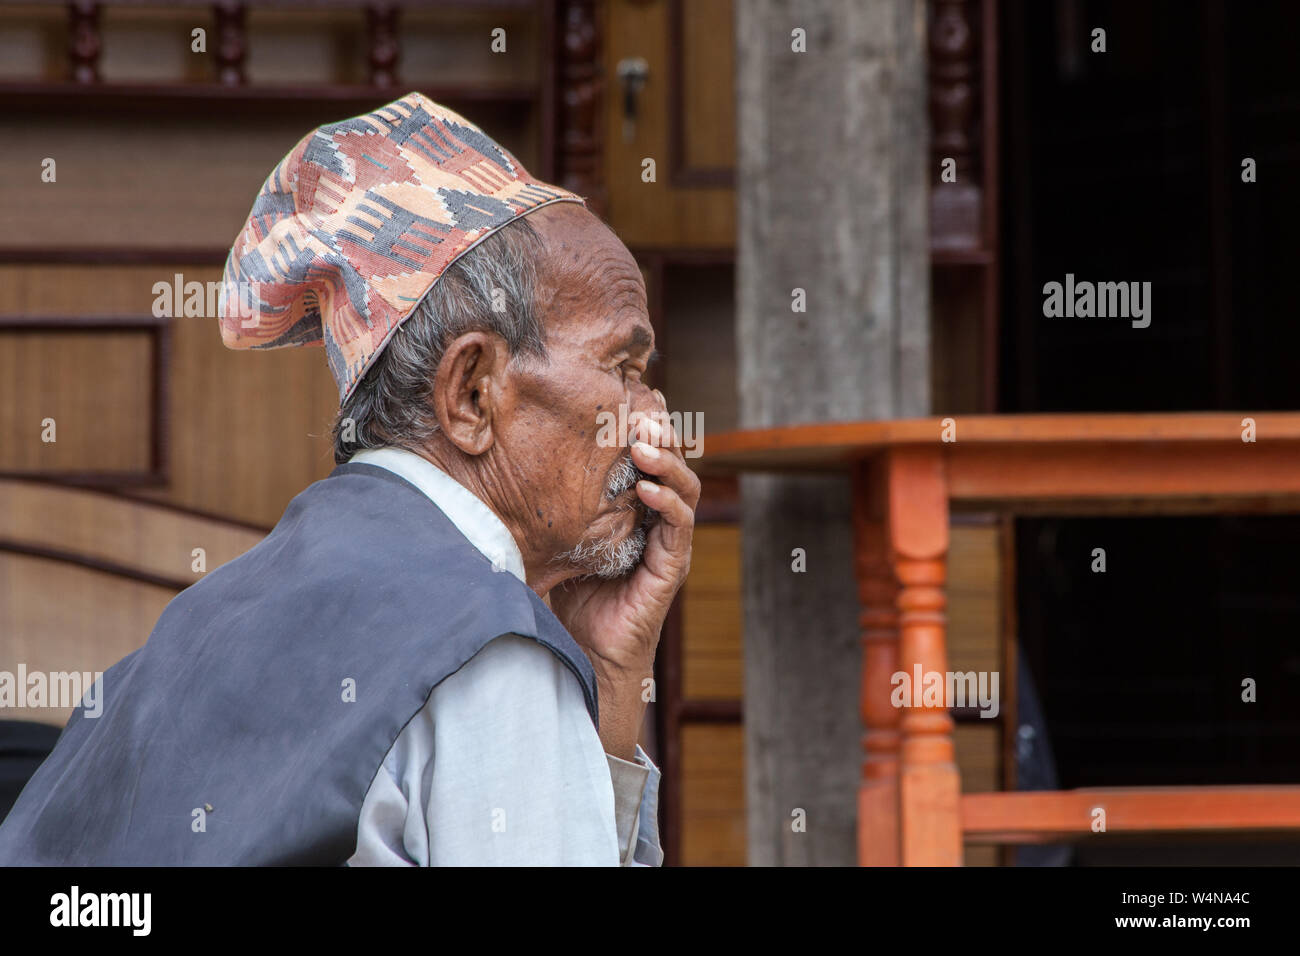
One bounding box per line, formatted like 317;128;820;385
0;1;604;208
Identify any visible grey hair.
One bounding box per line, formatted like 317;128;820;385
332;217;547;463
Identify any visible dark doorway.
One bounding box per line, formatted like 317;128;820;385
1000;0;1300;864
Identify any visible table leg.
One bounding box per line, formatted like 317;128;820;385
854;460;901;866
887;447;962;866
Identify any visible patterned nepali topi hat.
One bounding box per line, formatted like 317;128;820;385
219;91;585;403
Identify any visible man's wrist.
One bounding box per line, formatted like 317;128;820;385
597;705;646;760
593;664;651;760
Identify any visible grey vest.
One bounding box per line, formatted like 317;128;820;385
0;462;598;865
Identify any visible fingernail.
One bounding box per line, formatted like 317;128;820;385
635;441;660;459
637;480;659;493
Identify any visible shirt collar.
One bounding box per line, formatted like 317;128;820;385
348;447;528;585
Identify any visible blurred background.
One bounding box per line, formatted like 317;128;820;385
2;0;1299;866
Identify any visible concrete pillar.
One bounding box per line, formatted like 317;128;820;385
735;0;930;865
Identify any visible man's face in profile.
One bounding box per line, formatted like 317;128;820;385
491;203;662;578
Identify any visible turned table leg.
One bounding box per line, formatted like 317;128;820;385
887;447;962;866
854;460;901;866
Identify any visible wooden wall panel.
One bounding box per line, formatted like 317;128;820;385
947;522;1002;677
681;524;742;700
0;115;305;252
244;8;366;86
956;722;1001;866
401;7;539;89
954;723;1000;794
0;328;152;473
949;521;1002;865
0;108;534;256
680;722;745;865
151;269;338;527
0;6;57;78
99;7;200;83
0;553;174;727
0;480;264;587
603;0;734;247
0;264;176;315
0;486;266;730
0;264;338;527
678;0;736;176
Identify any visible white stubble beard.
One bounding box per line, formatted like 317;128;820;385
554;455;658;579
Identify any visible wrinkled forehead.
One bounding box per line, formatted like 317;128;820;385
532;215;651;350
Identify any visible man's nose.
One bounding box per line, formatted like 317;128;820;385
626;386;667;445
632;384;661;414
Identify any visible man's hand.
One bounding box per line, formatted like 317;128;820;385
550;391;700;759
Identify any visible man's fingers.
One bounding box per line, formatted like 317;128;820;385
631;412;692;491
629;409;683;452
635;480;693;572
630;439;701;509
628;394;697;584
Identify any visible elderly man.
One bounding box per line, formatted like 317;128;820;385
0;93;696;866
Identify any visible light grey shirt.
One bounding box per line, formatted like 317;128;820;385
345;447;663;866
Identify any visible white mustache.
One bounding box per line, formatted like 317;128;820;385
605;455;647;500
558;458;661;580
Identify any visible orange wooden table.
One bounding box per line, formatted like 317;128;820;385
694;413;1300;865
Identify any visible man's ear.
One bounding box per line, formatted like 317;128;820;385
432;331;509;456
